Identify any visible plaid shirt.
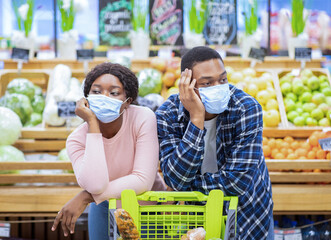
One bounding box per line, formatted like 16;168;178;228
155;85;273;240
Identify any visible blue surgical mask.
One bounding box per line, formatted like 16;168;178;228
198;84;230;114
87;94;128;123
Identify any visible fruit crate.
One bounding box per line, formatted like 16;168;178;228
276;68;331;129
109;189;238;240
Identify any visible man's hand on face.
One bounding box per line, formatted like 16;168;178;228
178;69;205;130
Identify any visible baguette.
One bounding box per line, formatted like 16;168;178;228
114;209;140;240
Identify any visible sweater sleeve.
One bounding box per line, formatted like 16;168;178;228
66;129;109;195
92;109;160;204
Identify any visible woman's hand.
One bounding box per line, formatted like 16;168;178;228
52;190;94;236
178;69;205;129
75;98;97;123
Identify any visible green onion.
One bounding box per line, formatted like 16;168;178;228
188;0;207;34
58;0;75;32
130;0;147;32
12;0;35;37
244;0;258;36
291;0;306;37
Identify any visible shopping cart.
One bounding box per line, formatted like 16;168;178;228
109;189;238;240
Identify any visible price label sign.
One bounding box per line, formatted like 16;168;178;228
249;47;266;62
295;47;312;61
57;101;76;118
76;49;94;61
319;138;331;151
11;47;29;62
0;223;10;237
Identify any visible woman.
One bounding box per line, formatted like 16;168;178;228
51;62;166;239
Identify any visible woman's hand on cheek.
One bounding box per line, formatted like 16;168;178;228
75;98;97;123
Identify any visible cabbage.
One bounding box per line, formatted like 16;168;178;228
58;148;73;173
137;68;162;97
144;93;165;108
0;145;25;174
7;78;35;101
31;95;45;114
33;84;43;96
110;56;131;69
0;107;22;145
24;112;42;127
1;93;33;125
58;148;70;161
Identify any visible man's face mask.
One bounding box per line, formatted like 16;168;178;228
198;84;230;114
87;94;128;123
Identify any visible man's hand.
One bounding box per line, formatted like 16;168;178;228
178;69;205;129
51;190;94;236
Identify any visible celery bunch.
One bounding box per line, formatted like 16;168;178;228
12;0;35;37
291;0;306;37
130;0;147;32
188;0;207;34
244;0;258;36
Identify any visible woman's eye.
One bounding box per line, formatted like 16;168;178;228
111;92;119;96
92;90;101;94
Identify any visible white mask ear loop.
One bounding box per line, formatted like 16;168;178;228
119;97;130;115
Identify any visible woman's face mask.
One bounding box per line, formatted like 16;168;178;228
87;94;129;123
197;83;230;114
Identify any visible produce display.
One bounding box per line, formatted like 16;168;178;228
0;78;45;126
0;107;25;174
263;131;330;160
43;64;84;127
280;69;331;127
226;67;281;127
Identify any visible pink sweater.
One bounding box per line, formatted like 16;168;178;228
66;105;166;204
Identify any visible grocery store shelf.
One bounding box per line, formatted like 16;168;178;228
263;127;327;138
272;184;331;213
266;159;331;170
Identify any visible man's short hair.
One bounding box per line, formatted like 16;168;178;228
181;46;223;72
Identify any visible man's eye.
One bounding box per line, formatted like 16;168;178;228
220;78;228;83
203;82;211;86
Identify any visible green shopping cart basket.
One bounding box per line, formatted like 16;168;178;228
109;189;238;240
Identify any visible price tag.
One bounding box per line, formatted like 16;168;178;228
76;49;94;61
11;47;29;62
294;48;312;61
319;138;331;151
283;228;302;240
249;47;266;62
274;229;284;240
57;101;76;118
0;223;10;237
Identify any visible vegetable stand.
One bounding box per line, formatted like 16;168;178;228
109;189;238;240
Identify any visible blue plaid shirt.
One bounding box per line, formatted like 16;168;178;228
155;85;273;240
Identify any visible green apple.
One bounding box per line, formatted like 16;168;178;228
300;92;313;103
322;87;331;97
293;83;305;95
296;107;304;115
320;82;330;90
318;103;329;114
284;99;296;112
279;76;292;85
286;93;297;102
301;69;314;79
326;96;331;106
242;68;256;77
296;102;303;109
266;99;279;110
307;76;320;90
263;109;280;127
327;109;331;121
306;117;318;126
302;112;310;122
293;77;303;85
302;102;317;113
312;93;326;105
293;116;305;126
266;87;277;99
281;82;292;95
319;118;330;127
287;111;299;122
319;75;328;84
311;108;324;121
256;90;271;105
303;86;310;93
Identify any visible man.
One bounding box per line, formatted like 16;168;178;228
155;46;273;239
